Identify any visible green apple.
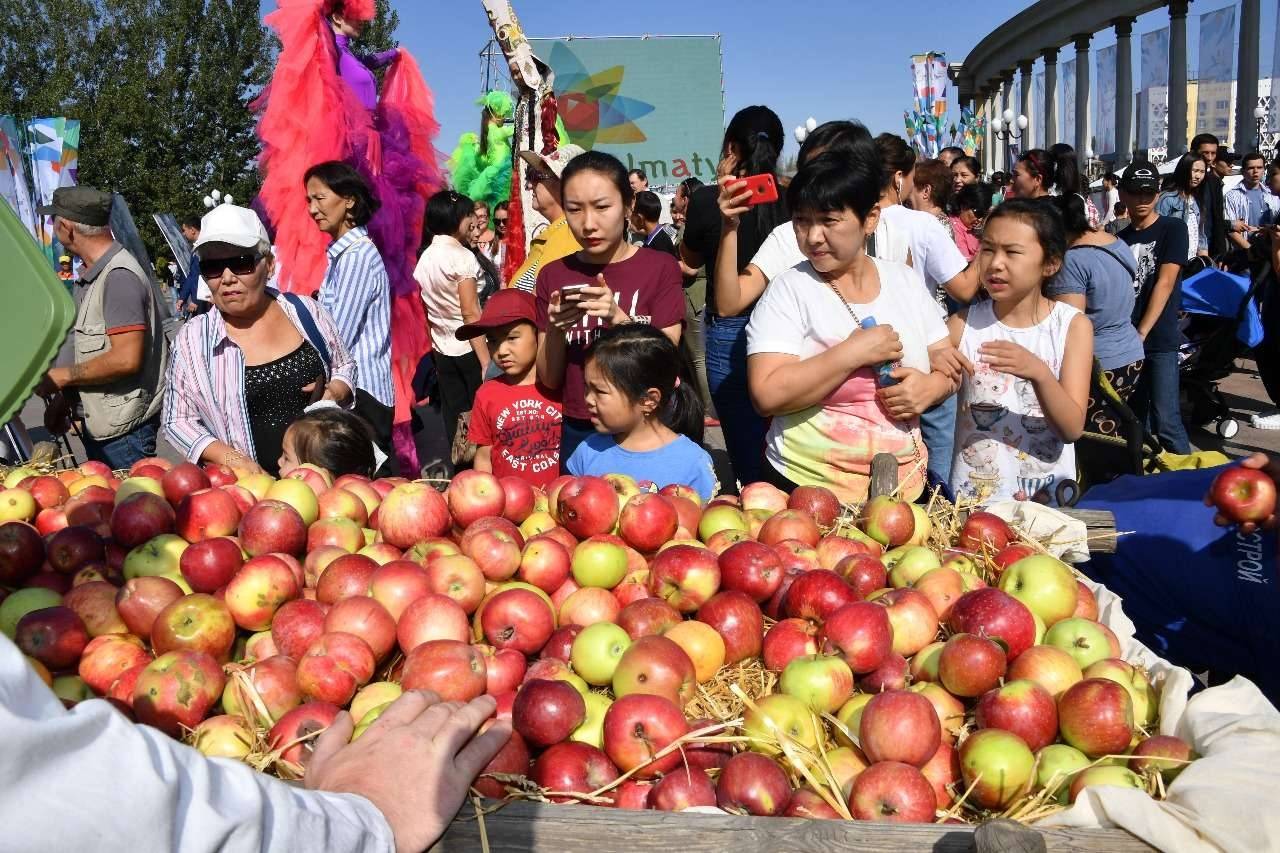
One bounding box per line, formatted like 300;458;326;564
115;476;166;504
570;622;632;686
570;691;612;748
742;692;823;755
0;587;62;638
1044;617;1113;670
570;539;629;589
883;545;941;588
780;654;854;714
1083;658;1158;727
3;467;39;489
832;692;874;748
906;503;932;545
52;674;94;704
959;728;1036;809
351;681;403;723
352;701;394;741
1033;743;1091;803
1033;612;1046;645
0;488;37;523
697;504;749;542
1068;765;1144;803
265;478;320;526
123;534;189;581
997;555;1079;627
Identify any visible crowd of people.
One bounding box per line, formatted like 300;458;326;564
38;115;1280;512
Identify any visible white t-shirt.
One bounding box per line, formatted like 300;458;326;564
750;216;920;289
877;204;968;297
746;257;949;504
414;234;482;357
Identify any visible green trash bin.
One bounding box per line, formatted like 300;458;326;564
0;201;76;425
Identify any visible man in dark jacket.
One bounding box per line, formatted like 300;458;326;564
1192;133;1229;258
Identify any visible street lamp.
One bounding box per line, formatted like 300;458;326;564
990;108;1028;168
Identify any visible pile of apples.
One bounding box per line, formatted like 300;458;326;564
0;461;1196;824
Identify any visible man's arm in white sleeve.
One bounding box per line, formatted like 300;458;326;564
0;635;394;853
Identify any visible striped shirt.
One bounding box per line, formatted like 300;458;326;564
318;227;394;406
161;292;357;464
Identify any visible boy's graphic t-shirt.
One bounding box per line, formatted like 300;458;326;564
468;379;564;488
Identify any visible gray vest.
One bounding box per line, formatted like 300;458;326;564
73;248;169;440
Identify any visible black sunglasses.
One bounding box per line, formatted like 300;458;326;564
199;253;260;281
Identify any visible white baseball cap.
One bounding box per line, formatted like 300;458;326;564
194;204;271;253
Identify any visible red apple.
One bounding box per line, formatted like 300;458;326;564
512;678;587;747
862;496;916;547
115;575;184;640
819;601;893;674
975;679;1059;751
958;511;1016;553
79;633;152;694
174;488;242;543
222;655;301;721
1129;735;1195;783
1057;678;1135;758
62;580;127;636
611;635;696;705
541;624;582;662
161;462;211;506
717;540;783;602
647;544;720;612
132;649;225;737
423;554;487;613
1006;644;1083;698
833;553;888;599
858;652;909;692
613;779;654;810
324;596;396;660
848;760;937;822
480;587;555;654
762;617;819;672
1072;581;1100;620
696;590;764;665
959;728;1036;809
110;493;175;549
758;508;820;548
28;476;70;510
947;588;1037;661
529;741;619;803
46;525;105;575
269;701;341;767
364;560;428;621
477;644;526;695
399;639;486;701
785;789;842;820
152;593;237;661
517;537;571;593
316;487;369;527
448;469;507;528
938;633;1007;697
1209;465;1278;524
496;476;536;524
715;751;792;816
873;587;940;656
816;534;878;572
651;767;717;811
616;596;681;640
920;742;962;809
271;599;329;661
555;477;620;539
224;555;299;631
859;689;941;767
220;484;257;516
912;567;972;623
179;537;244;593
616;493;678;554
461;527;522;582
16;606;89;669
600;692;688;778
295;631;376;705
788;485;840;528
376;482;452;548
238;500;306;557
397;593;470;653
783;569;857;623
0;521;44;585
473;728;531;798
991;542;1037;575
315;553;378;604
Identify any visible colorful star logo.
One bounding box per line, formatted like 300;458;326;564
550;42;655;147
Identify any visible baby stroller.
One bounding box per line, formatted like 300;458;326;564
1177;267;1265;439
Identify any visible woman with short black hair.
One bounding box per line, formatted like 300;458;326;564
414;190;485;448
305;160;396;467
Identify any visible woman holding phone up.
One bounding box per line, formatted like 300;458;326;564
535;151;686;465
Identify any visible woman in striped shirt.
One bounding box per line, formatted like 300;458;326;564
162;204;357;476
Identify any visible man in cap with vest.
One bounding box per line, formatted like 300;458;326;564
38;186;169;470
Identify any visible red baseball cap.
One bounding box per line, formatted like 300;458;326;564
455;288;538;340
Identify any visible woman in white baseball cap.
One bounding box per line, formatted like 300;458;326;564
161;204;359;475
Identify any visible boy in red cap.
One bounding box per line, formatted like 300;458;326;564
456;289;564;487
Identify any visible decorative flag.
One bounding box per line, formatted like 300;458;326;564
1097;45;1117;156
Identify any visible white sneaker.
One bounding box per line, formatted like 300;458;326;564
1251;410;1280;430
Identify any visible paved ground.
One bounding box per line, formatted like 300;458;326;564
14;356;1279;479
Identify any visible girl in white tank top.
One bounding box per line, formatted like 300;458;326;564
947;201;1094;505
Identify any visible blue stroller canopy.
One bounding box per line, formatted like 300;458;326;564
1181;268;1264;348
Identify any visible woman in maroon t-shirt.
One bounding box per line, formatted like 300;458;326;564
534;151;686;466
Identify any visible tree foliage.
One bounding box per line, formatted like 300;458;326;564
0;0;271;252
354;0;400;57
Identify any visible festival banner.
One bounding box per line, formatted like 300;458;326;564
1097;45;1117;156
1063;59;1076;150
27;117;74;264
1034;72;1045;149
528;36;724;186
1141;28;1170;148
0;117;36;239
1199;5;1236;83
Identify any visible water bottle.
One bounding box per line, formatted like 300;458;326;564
859;317;899;387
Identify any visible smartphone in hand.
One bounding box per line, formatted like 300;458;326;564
740;174;779;206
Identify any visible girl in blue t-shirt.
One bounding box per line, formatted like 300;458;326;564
566;324;718;501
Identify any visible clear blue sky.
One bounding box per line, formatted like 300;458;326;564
264;1;1275;156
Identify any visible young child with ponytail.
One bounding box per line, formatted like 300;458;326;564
566;323;718;501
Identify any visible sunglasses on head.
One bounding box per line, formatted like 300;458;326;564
199;253;260;280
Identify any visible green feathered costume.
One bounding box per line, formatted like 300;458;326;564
448;90;515;212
